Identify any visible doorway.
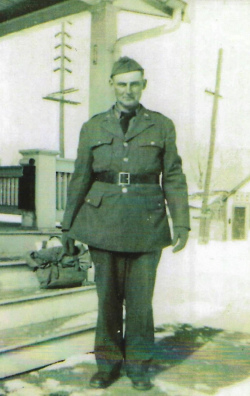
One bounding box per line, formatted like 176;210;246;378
232;206;246;240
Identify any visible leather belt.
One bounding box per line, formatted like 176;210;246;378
94;171;159;185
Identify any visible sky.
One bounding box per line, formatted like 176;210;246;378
0;0;250;192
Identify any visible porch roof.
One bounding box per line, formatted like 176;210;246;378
0;0;188;37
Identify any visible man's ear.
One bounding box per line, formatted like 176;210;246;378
109;78;114;87
143;79;147;90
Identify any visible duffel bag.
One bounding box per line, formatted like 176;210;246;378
26;244;92;289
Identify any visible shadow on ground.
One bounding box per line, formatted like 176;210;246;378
151;323;250;394
153;323;222;369
1;324;250;395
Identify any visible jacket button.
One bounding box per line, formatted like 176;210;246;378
123;157;129;162
123;142;128;147
122;187;128;193
151;141;155;145
86;199;91;202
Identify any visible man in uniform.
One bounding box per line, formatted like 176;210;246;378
61;57;190;391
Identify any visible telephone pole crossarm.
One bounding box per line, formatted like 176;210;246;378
43;21;81;158
205;89;223;99
43;96;81;105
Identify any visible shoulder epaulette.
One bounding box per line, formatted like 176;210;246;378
90;110;109;120
151;110;162;116
90;113;99;119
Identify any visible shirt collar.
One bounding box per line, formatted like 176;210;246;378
113;103;141;119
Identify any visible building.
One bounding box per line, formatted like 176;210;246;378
191;175;250;242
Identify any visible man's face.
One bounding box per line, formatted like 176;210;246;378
109;70;147;111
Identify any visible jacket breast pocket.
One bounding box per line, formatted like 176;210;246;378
91;137;113;170
138;138;164;150
136;137;164;172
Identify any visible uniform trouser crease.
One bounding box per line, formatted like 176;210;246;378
89;247;161;376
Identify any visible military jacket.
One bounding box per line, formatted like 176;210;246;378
62;105;190;252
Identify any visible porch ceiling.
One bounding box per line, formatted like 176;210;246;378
0;0;105;23
0;0;187;37
0;0;99;37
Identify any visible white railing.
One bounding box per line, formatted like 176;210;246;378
0;167;24;214
55;157;74;223
0;178;19;207
0;150;76;229
56;172;72;211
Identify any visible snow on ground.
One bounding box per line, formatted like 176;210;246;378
2;237;250;396
3;379;44;396
215;377;250;396
154;238;250;333
0;215;21;224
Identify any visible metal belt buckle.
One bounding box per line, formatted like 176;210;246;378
118;172;130;185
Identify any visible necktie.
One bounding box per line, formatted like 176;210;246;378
120;110;136;134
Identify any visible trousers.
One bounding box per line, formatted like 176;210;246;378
89;246;162;376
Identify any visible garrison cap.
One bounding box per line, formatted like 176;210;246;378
110;56;144;77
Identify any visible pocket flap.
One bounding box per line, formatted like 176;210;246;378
84;189;104;207
138;137;164;149
91;136;113;148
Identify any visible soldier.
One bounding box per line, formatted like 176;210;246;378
61;57;190;391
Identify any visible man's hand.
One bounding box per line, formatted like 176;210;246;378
61;231;75;256
172;226;189;253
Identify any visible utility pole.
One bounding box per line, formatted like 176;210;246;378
43;21;81;158
198;48;223;244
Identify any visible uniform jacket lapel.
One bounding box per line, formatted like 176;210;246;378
101;108;124;138
125;106;155;141
101;105;155;140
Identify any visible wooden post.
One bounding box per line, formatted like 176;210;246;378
198;48;223;244
59;22;66;158
89;3;118;117
43;22;81;158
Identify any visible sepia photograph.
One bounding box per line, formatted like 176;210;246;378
0;0;250;395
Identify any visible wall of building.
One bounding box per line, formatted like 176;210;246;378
226;181;250;240
0;1;250;195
